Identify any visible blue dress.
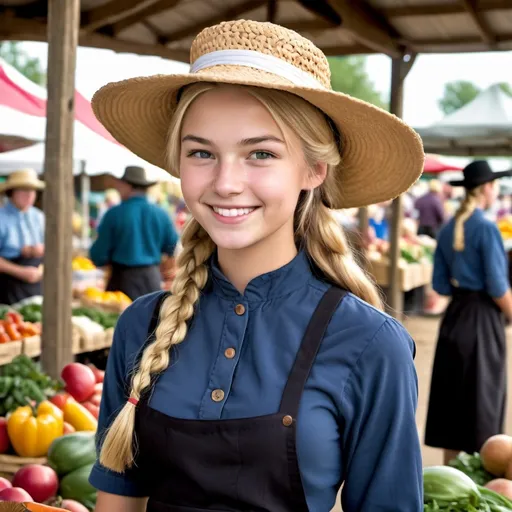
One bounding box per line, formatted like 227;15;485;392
425;209;508;453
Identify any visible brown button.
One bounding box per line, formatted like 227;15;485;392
211;389;225;402
235;304;246;315
224;348;236;359
282;415;293;427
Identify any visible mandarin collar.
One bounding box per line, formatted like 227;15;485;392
208;250;314;302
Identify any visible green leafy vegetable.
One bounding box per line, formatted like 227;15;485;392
449;453;495;486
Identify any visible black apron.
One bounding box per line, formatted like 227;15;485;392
0;255;42;305
425;288;506;453
133;286;346;512
106;263;161;301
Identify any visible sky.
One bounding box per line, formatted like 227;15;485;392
13;41;512;170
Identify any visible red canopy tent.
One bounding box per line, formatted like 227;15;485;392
424;154;463;174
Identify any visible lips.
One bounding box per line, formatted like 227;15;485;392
212;206;256;217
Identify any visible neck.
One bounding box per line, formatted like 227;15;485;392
217;222;298;294
476;196;487;209
10;201;29;212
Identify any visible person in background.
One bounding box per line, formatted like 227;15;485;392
0;169;45;305
415;179;445;238
90;166;179;301
368;203;389;241
96;188;120;227
425;160;512;465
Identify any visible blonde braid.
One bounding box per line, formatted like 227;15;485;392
453;187;481;251
99;218;215;472
297;193;383;309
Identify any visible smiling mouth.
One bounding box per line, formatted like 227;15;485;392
211;206;258;218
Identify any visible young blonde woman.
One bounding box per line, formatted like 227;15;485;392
425;160;512;465
89;20;425;512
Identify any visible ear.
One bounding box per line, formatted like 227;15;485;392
302;162;327;191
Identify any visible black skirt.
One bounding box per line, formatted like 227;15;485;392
106;263;162;301
425;289;507;453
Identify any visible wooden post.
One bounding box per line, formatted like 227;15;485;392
387;53;417;319
358;206;369;269
80;164;90;250
42;0;80;378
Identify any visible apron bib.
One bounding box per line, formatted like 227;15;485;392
0;255;42;305
425;289;507;453
133;287;346;511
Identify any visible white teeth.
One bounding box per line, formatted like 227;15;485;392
212;207;255;217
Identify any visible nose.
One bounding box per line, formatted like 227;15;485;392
213;159;245;197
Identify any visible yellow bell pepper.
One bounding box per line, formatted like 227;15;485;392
7;402;64;457
63;401;97;432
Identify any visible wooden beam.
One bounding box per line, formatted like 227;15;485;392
382;0;510;17
42;0;80;378
81;0;164;32
326;0;402;57
160;0;269;44
267;0;278;23
285;19;338;32
0;13;190;62
295;0;342;25
460;0;496;46
407;33;512;47
112;0;182;35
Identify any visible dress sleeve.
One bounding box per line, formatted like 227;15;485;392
432;233;452;296
481;222;509;298
88;310;149;497
340;319;423;512
89;210;114;267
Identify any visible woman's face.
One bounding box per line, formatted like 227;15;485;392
11;188;36;211
179;86;325;252
483;181;499;209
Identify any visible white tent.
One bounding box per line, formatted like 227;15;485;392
415;84;512;156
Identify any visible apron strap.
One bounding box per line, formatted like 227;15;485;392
279;286;347;415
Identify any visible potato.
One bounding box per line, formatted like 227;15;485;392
480;435;512;476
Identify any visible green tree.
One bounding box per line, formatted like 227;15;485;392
328;56;387;109
0;41;46;85
439;80;481;115
499;82;512;96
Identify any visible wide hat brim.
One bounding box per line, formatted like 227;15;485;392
449;169;512;187
117;175;158;188
0;177;45;194
92;67;425;209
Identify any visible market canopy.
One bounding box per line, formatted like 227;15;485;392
0;0;511;60
415;85;512;157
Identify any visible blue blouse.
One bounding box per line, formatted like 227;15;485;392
89;251;423;511
89;196;178;267
433;209;508;298
0;201;45;260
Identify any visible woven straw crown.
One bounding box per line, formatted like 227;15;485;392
91;19;425;209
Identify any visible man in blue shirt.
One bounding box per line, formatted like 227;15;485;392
90;166;179;300
0;168;45;305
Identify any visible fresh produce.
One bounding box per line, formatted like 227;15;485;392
486;480;512;500
88;365;104;384
60;500;89;512
61;364;96;403
63;422;76;435
481;436;512;477
0;356;63;416
7;402;64;457
49;393;73;411
47;432;97;476
449;452;494;486
82;287;131;307
81;402;99;420
0;309;41;341
23;504;65;512
0;477;12;492
424;466;481;508
72;307;119;330
59;463;97;510
72;257;96;272
16;304;43;324
12;464;59;503
0;486;33;502
0;417;9;453
63;401;97;432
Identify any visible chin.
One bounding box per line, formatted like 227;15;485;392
209;231;262;251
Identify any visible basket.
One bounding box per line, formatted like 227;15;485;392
0;454;47;478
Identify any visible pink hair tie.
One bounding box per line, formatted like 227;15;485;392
128;397;139;406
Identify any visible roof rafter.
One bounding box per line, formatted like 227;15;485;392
382;0;510;17
326;0;402;57
460;0;496;46
159;0;269;44
111;0;182;35
81;0;164;32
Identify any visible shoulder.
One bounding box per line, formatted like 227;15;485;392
310;283;415;373
115;291;168;364
30;206;44;221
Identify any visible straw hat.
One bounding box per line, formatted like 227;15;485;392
92;20;424;209
0;168;45;194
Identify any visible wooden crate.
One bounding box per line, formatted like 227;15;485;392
21;335;41;358
80;330;109;352
0;454;47;477
0;341;22;366
368;259;432;292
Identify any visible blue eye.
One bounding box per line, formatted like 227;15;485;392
188;150;212;159
249;151;275;160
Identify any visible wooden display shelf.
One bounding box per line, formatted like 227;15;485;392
0;454;46;478
368;259;433;292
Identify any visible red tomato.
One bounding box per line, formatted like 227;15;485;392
0;486;33;502
12;464;58;503
0;418;9;454
61;499;89;512
0;477;11;492
49;392;74;410
81;401;100;419
63;422;76;435
88;364;105;384
90;393;102;407
61;363;96;402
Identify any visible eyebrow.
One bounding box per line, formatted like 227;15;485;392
181;134;285;146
